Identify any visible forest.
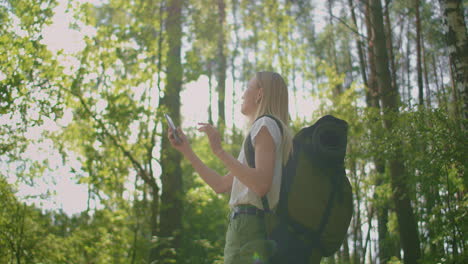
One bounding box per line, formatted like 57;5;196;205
0;0;466;263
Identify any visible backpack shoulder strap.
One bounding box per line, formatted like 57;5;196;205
244;115;283;211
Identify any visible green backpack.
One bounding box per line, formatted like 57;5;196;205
244;115;353;263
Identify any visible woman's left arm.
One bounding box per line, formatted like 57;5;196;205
199;123;275;197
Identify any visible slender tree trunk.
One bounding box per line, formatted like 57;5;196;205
422;35;432;107
353;186;360;264
149;184;160;259
368;242;374;264
399;20;407;104
208;63;213;125
230;0;239;132
149;1;165;256
157;0;184;262
364;5;393;261
348;0;368;89
426;183;444;260
15;204;26;264
368;0;422;263
384;0;398;100
406;22;412;106
130;177;141;264
327;0;343;95
362;203;373;262
343;235;351;264
345;36;355;89
365;0;377;108
253;23;258;66
432;53;446;108
415;0;424;105
376;162;393;264
439;0;468;122
217;0;227;136
351;157;363;264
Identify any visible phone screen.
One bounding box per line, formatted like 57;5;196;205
165;114;181;143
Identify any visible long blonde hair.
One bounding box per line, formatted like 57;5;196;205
250;71;293;165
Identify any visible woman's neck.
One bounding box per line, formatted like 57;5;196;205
246;114;256;125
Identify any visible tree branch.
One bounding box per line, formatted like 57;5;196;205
65;51;158;189
330;14;368;40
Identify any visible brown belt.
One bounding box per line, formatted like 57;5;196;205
230;204;265;219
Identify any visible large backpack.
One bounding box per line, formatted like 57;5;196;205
244;115;353;263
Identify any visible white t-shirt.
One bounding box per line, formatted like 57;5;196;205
228;116;283;210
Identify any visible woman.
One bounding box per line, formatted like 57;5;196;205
168;71;293;264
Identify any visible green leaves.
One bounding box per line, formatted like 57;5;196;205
0;0;466;263
8;0;57;34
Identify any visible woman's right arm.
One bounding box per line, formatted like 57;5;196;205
168;127;233;194
185;150;234;194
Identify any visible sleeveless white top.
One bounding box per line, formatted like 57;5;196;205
228;116;283;210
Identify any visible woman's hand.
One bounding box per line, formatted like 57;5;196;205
198;123;224;156
168;127;192;155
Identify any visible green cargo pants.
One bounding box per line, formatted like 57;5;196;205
224;212;275;264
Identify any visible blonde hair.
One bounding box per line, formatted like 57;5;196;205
250;71;293;165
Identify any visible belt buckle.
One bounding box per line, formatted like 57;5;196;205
230;210;238;220
230;206;247;220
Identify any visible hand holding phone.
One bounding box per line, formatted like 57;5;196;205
165;114;182;144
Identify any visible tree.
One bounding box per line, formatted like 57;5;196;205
377;0;401;261
54;1;172;262
368;0;422;263
217;0;227;137
439;0;468;122
0;0;64;156
158;0;184;263
347;0;368;89
320;0;343;95
416;0;425;105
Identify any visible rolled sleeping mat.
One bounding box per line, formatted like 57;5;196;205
311;115;348;161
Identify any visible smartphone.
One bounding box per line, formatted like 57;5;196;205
165;114;181;143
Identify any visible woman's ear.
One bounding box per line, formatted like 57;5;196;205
256;88;263;103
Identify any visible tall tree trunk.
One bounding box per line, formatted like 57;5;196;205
422;35;432;107
342;235;351;264
362;203;373;262
432;54;445;107
365;1;378;108
230;0;240;132
368;0;422;263
384;0;398;101
345;35;355;89
439;0;468;122
364;4;392;262
131;180;140;264
376;163;393;263
347;0;368;89
149;0;165;255
351;157;363;264
157;0;183;262
217;0;227;136
149;184;160;258
327;0;343;95
406;21;412;107
415;0;424;105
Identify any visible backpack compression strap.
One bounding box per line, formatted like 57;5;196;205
244;115;283;212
